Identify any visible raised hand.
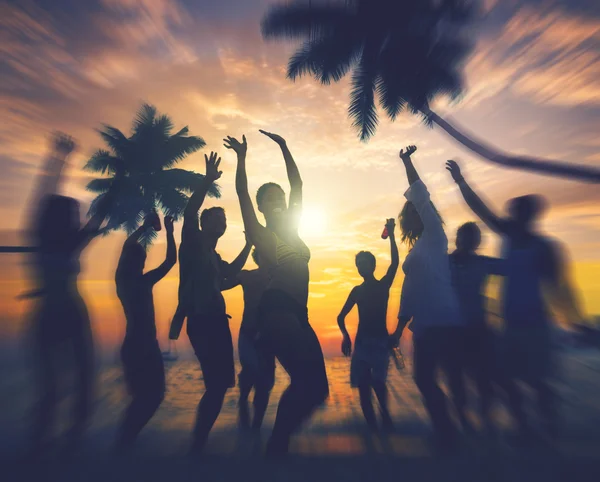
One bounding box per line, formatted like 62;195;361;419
399;145;417;162
385;217;396;235
259;129;286;146
446;160;464;183
341;334;352;357
205;151;222;182
164;215;174;233
223;135;247;157
52;132;76;157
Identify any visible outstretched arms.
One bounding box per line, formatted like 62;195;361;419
446;160;508;234
337;288;357;356
225;135;277;265
222;236;252;280
145;216;177;285
381;218;399;287
260;130;303;228
400;145;420;186
184;152;222;230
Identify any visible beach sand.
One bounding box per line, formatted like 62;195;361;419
1;351;600;482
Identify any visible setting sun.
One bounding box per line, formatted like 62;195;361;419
300;206;328;238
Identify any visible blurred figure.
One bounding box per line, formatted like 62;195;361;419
115;213;176;448
389;146;467;453
226;130;329;457
449;222;506;434
337;218;399;432
25;133;116;457
222;248;275;432
446;160;578;441
168;152;251;455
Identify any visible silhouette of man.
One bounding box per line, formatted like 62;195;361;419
169;152;251;454
447;160;563;440
449;222;505;433
338;218;399;431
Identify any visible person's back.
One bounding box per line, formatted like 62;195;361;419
238;267;270;335
354;279;390;341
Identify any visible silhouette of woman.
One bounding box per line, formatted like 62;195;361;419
225;130;329;456
389;146;467;452
25;133;116;456
115;213;176;448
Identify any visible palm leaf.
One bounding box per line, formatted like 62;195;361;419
132;103;157;134
262;4;352;40
349;58;379;141
83;149;122;174
98;126;130;159
162;135;206;168
86;178;114;193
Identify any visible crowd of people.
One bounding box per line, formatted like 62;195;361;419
21;131;580;458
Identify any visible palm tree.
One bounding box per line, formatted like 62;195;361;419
85;103;220;245
262;0;600;183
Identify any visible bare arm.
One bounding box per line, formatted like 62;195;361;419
225;135;277;265
26;133;76;242
381;219;399;287
259;130;303;227
145;216;177;285
183;152;222;230
399;145;420;186
446;161;509;234
337;288;357;356
221;275;242;292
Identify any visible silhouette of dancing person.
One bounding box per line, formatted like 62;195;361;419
115;213;176;448
169;152;251;454
25;133;116;456
337;218;399;432
449;222;506;434
222;249;275;432
389;146;467;452
446;160;566;441
225;130;329;456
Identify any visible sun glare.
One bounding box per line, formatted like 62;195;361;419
300;206;328;238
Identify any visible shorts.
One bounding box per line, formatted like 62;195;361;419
350;337;390;388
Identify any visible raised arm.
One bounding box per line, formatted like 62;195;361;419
390;276;413;346
446;161;509;234
184;152;222;230
381;218;399;287
225;135;277;265
259;130;302;226
27;133;76;242
145;216;177;285
337;288;357;356
400;146;445;242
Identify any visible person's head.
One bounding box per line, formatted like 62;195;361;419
200;207;226;238
398;200;443;247
251;248;262;267
119;242;147;275
355;251;376;278
37;195;81;251
507;195;546;229
256;183;286;224
455;222;481;253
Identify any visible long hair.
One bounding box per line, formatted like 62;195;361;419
398;200;444;247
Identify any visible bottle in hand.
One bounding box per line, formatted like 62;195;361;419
381;218;393;239
390;346;405;371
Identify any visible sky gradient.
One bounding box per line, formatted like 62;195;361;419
1;0;599;357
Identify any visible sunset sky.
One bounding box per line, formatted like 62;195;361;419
1;0;599;357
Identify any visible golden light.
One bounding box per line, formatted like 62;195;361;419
300;205;328;238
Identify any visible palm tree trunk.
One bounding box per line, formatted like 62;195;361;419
423;108;600;183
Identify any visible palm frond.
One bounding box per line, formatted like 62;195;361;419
349;58;379;141
262;4;352;40
132;103;157;134
98;125;130;159
154;114;175;137
156;188;189;220
86;178;114;193
162;135;206;168
83;149;122;174
288;32;361;84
